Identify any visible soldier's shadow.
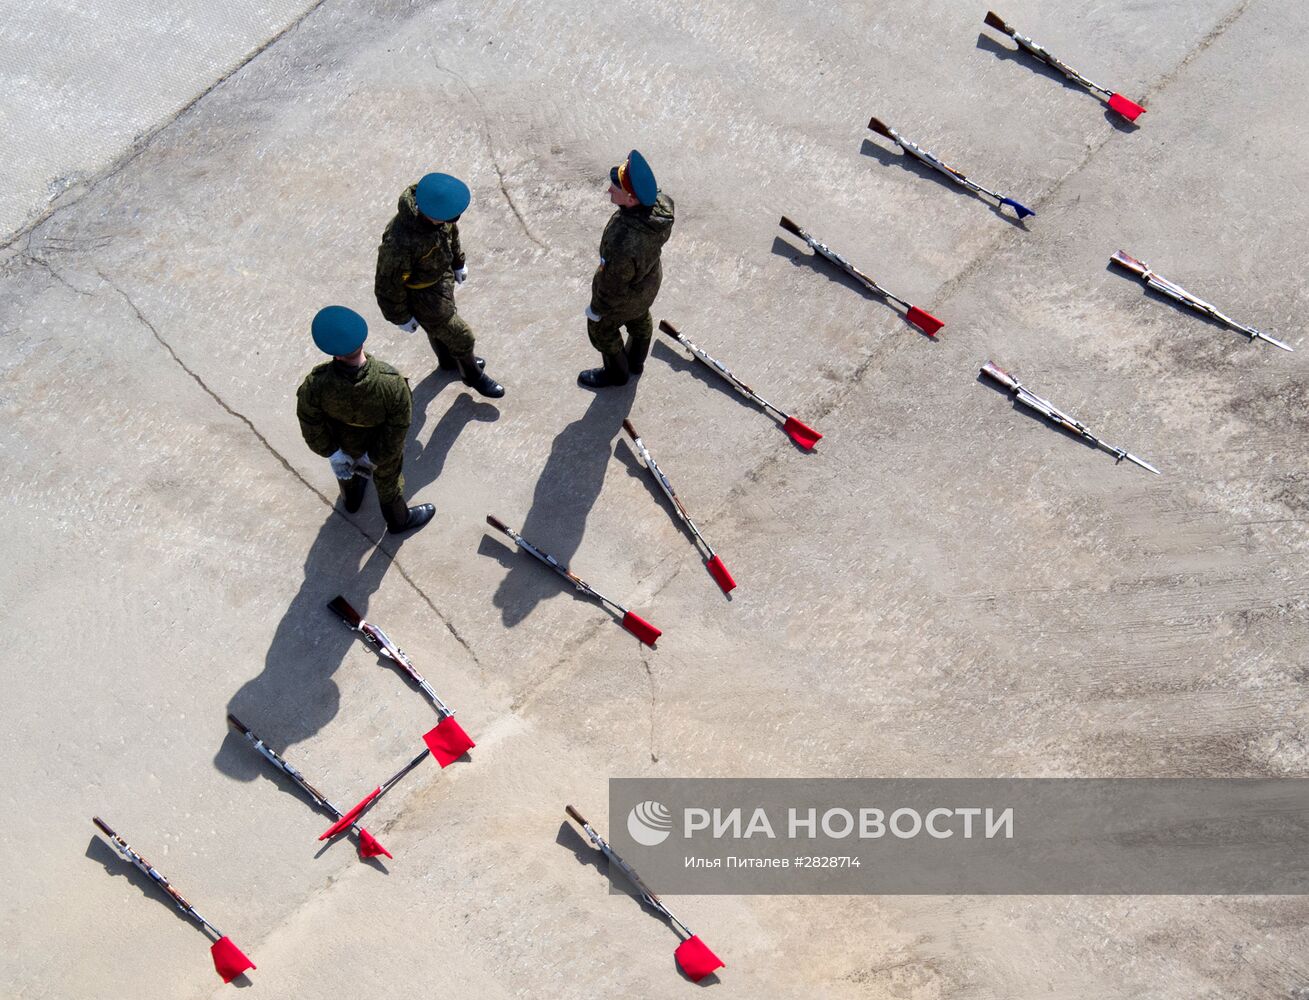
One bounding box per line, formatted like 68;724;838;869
406;372;501;497
487;386;635;627
213;518;394;781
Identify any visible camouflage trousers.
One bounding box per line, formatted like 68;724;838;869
409;289;477;357
587;310;652;357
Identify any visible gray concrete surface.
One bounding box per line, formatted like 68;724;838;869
2;0;1308;997
0;0;324;242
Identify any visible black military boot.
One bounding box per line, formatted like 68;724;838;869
339;474;369;513
578;349;630;389
434;341;484;372
625;336;650;375
381;496;435;534
457;352;504;398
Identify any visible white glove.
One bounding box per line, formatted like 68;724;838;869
454;266;468;285
396;317;420;334
329;449;355;480
585;305;602;322
354;453;376;480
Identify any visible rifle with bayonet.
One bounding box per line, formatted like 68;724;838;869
981;361;1160;474
1110;251;1293;352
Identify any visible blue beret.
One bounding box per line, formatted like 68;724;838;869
625;150;658;207
415;173;471;221
312;305;368;356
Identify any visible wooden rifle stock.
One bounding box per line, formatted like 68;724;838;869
326;594;363;627
867;116;895;140
1110;250;1149;276
981;361;1020;392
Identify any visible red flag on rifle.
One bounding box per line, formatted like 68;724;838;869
423;716;476;767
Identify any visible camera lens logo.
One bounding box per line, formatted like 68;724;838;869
627;800;673;847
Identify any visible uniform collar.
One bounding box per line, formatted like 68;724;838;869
332;355;371;382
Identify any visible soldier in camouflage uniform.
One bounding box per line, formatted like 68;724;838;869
580;149;675;388
297;305;435;533
375;172;505;398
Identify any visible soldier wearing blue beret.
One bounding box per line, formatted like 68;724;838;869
375;173;505;398
297;306;435;533
580;150;675;388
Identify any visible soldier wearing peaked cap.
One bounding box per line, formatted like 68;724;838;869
579;150;675;389
375;172;506;399
296;306;435;534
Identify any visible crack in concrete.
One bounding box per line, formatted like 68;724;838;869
642;654;659;763
18;253;97;298
509;545;687;715
431;57;550;252
98;271;484;671
1;0;334;252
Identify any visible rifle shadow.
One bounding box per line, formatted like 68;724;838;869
85;835;196;925
612;441;731;600
771;236;936;340
977;371;1099;452
84;835;259;979
1105;262;1237;338
553;820;670;917
220;727;391;872
976;32;1091;96
651;340;813;454
554;821;721;986
214;525;395;783
614;439;684;528
858;138;1028;230
976;33;1141;134
487;386;636;627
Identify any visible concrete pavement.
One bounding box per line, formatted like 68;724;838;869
1;1;1306;997
1;0;327;244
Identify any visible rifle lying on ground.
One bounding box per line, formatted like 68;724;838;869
779;216;945;335
566;805;724;983
983;11;1145;122
327;595;477;766
226;713;391;860
315;598;477;843
92;817;255;984
317;746;433;842
486;515;662;646
868;116;1034;219
1110;251;1293;352
659;320;822;449
981;362;1160;474
623;419;736;594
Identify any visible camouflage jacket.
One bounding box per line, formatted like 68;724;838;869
589;192;675;319
296;356;412;464
374;184;466;325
